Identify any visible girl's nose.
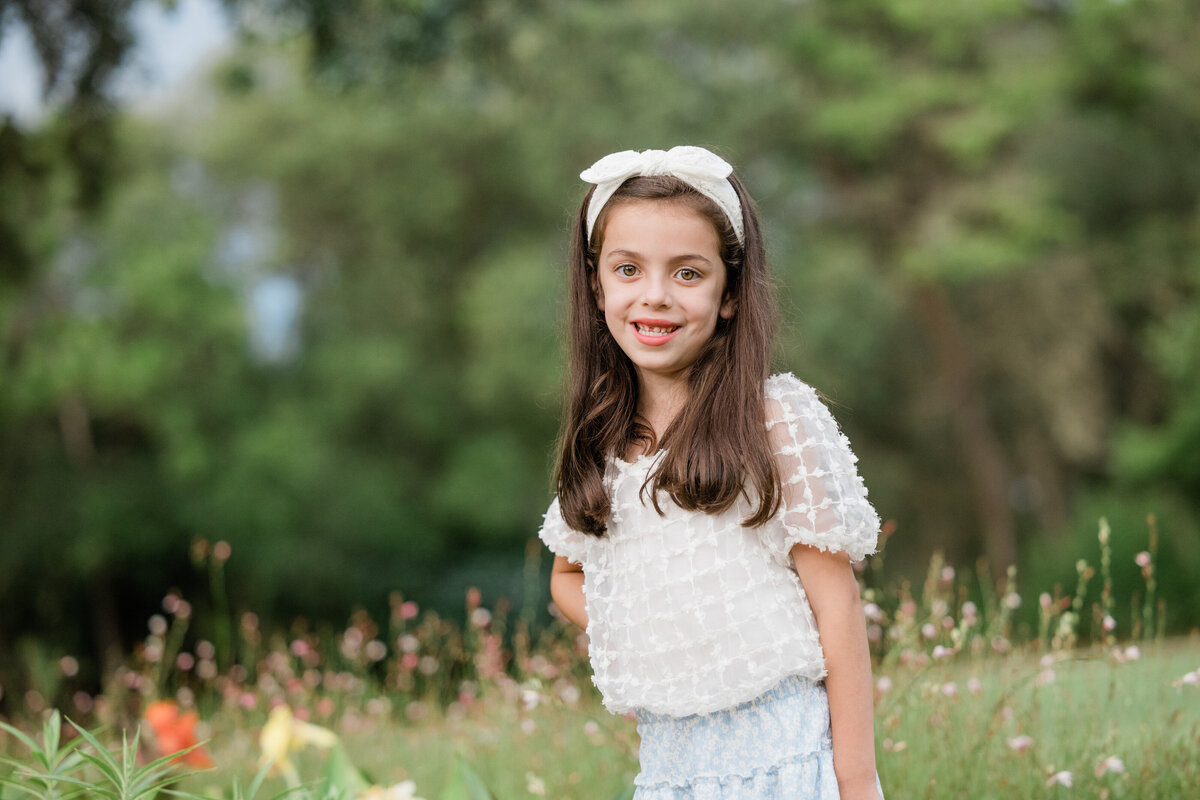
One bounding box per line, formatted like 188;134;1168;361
640;273;672;307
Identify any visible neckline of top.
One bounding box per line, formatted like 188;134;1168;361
611;449;665;472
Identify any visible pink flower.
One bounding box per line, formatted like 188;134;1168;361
400;601;419;620
1094;756;1125;777
1135;551;1151;568
1102;615;1116;632
1007;735;1034;754
941;682;957;697
967;677;982;696
921;623;937;640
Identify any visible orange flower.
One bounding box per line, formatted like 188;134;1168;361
143;700;214;768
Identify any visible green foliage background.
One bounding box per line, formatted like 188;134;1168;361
1;0;1199;693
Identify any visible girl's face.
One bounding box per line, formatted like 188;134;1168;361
593;200;734;393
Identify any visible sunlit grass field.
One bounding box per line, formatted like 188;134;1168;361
167;636;1197;800
2;529;1198;799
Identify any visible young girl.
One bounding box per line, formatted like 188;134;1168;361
539;146;886;799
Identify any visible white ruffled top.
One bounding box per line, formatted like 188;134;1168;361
538;373;880;717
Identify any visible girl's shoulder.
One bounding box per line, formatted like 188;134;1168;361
763;372;821;421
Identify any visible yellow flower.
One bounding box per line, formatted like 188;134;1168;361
258;705;339;786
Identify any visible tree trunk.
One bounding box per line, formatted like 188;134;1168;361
911;282;1018;577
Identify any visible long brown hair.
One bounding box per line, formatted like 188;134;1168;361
554;172;780;536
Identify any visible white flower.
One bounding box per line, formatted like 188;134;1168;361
1045;770;1073;788
526;772;546;796
1094;756;1125;778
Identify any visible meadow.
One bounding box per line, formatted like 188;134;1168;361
2;523;1198;800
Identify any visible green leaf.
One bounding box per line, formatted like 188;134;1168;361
437;758;498;800
321;743;369;798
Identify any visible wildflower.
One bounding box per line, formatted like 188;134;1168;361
967;677;982;696
932;645;952;660
470;608;492;628
1102;615;1116;632
521;689;542;711
196;640;216;660
400;601;419;620
1045;770;1073;788
149;615;169;637
584;721;601;736
875;676;893;695
961;601;978;618
359;781;426;800
1124;646;1140;661
259;704;338;787
1172;670;1199;689
921;623;937;640
526;772;546;796
940;566;955;585
1135;551;1151;568
1094;756;1125;777
365;640;388;662
1007;735;1034;754
466;587;482;610
214;540;232;561
1036;669;1056;686
941;682;957;697
1004;593;1021;610
59;656;79;677
74;691;94;714
863;602;883;622
176;653;195;671
882;738;907;752
144;700;215;767
1039;593;1052;611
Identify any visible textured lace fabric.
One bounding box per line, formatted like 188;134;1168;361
538;373;880;717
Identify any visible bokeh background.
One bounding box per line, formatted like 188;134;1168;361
2;0;1198;706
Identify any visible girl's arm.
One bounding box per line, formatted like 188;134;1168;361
791;543;882;800
550;555;589;629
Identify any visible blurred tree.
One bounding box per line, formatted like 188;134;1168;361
2;0;1199;700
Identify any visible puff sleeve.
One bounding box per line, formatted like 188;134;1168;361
762;373;880;566
537;496;592;566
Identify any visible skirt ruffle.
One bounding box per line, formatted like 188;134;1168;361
633;674;883;799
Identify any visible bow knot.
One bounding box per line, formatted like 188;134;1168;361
579;146;744;243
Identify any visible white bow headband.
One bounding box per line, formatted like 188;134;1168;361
580;146;745;244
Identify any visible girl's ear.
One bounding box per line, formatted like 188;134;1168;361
720;292;736;319
590;271;605;311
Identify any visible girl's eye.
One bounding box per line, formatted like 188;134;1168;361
677;268;699;281
618;264;638;277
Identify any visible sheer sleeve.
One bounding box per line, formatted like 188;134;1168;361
537;496;592;566
762;373;880;566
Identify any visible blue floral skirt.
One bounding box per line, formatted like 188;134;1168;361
633;675;884;799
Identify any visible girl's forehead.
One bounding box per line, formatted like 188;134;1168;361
598;200;721;257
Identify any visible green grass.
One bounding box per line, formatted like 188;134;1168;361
160;637;1199;800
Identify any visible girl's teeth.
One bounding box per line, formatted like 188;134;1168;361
637;324;676;335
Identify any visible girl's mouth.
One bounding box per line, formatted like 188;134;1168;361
633;321;681;345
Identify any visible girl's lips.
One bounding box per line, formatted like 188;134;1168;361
632;320;681;346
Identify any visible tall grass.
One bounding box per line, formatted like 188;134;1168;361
1;519;1198;799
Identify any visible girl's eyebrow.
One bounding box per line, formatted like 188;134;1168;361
604;249;714;266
